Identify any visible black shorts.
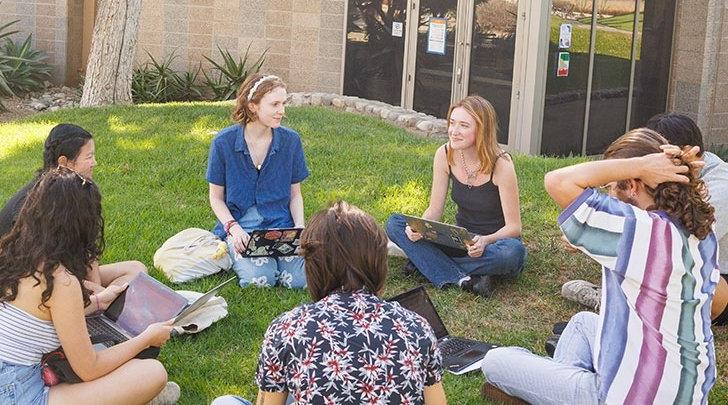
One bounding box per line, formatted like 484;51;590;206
712;274;728;327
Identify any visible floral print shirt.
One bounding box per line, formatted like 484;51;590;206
255;291;443;404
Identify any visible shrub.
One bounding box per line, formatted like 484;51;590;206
0;19;52;111
132;51;204;103
202;44;266;101
708;144;728;162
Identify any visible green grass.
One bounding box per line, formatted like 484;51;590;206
1;104;726;404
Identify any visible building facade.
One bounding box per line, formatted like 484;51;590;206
1;0;726;155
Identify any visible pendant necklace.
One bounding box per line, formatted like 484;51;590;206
460;150;478;188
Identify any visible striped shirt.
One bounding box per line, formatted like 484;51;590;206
0;302;60;366
559;188;717;405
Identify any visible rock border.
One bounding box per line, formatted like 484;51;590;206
287;92;448;139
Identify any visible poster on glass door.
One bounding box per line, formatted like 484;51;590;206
427;18;447;55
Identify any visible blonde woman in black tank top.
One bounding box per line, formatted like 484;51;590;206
386;96;527;297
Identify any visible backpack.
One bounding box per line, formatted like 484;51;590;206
154;228;232;283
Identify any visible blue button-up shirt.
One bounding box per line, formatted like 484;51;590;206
206;124;309;239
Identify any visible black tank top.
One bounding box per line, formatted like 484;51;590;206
445;145;506;236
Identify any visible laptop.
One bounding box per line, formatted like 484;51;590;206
242;227;303;257
86;273;236;355
402;214;475;252
389;286;498;374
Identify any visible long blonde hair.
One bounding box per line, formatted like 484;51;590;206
445;96;501;173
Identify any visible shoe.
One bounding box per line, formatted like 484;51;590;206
480;382;527;404
545;334;560;357
561;280;601;310
552;321;568;335
462;275;493;298
148;381;180;405
402;260;418;276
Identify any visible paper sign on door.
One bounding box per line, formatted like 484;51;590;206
427;18;447;55
557;52;570;77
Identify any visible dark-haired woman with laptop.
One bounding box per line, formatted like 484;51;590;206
212;201;446;405
207;73;309;289
0;168;178;404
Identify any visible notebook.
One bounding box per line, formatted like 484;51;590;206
389;286;498;374
86;273;236;355
242;228;303;257
402;214;475;253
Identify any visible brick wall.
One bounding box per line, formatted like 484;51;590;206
135;0;345;94
0;0;68;83
669;0;728;146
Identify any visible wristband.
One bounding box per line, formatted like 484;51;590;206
224;220;237;235
94;294;100;312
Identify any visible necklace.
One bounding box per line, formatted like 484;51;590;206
459;150;478;188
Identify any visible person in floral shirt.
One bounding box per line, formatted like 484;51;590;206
212;201;446;405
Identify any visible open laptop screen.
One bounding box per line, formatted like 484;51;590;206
107;273;188;336
390;286;449;340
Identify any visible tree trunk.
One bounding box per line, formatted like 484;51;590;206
80;0;142;106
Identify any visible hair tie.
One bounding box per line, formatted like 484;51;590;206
247;75;279;101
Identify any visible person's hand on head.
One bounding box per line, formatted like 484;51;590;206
229;225;250;254
638;150;691;189
405;225;423;242
467;235;488;258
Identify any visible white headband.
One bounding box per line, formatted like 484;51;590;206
247;75;279;101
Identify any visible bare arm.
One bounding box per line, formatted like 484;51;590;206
422;145;450;221
209;183;248;253
544;149;692;209
48;269;171;381
255;391;287;405
289;183;305;227
424;382;447;404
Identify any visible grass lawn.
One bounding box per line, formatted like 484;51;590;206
1;103;726;403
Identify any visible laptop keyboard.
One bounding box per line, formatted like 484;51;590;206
86;316;128;343
440;338;475;356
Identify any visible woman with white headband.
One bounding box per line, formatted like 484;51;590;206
206;73;309;289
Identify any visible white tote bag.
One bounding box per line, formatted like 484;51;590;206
154;228;232;283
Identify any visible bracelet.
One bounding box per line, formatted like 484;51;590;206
93;294;100;312
224;220;237;236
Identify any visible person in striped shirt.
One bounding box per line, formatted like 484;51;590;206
480;128;717;404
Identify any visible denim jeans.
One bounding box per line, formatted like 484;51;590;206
0;360;48;405
227;206;306;289
211;394;294;405
386;213;527;287
481;312;600;405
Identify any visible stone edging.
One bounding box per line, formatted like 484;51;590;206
287;92;448;138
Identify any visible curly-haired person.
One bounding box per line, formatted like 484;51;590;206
480;128;717;405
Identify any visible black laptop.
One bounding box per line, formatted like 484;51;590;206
242;227;303;257
86;273;235;356
389;286;498;374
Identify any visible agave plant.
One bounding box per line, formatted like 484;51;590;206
0;18;21;110
202;44;267;101
1;33;53;94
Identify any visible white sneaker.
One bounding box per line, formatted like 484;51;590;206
148;381;180;405
561;280;601;310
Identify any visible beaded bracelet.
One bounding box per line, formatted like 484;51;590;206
224;220;237;235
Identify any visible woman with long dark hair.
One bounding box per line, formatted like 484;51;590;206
0;168;176;404
480;129;717;404
0;123;147;312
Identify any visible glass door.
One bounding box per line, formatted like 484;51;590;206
406;0;460;118
463;0;519;145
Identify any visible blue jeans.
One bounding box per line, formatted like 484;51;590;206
211;394;294;405
386;213;527;287
481;312;600;404
0;360;48;405
227;206;306;289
